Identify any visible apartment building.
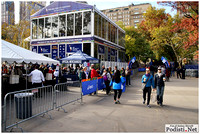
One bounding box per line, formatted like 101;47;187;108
101;3;151;28
1;1;14;25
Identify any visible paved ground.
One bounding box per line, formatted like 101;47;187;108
15;72;198;132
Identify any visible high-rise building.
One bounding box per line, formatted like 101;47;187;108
1;1;14;25
101;3;151;28
20;1;45;21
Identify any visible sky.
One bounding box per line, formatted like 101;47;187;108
14;0;177;24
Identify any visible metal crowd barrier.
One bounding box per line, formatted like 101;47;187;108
2;83;83;132
2;85;54;132
53;83;82;113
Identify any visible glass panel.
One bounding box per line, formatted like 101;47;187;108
83;43;91;56
94;12;98;36
45;17;51;38
67;13;74;36
108;22;111;42
32;19;37;39
105;47;108;61
111;24;114;43
115;27;117;44
83;11;91;35
102;17;105;39
98;14;101;37
75;12;82;35
105;20;108;40
52;16;58;37
38;18;44;39
59;15;66;37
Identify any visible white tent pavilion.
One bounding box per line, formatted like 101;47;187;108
1;40;60;88
1;40;60;65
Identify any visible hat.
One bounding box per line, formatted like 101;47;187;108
158;66;162;70
146;68;150;71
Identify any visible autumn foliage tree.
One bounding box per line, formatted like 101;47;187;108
158;1;199;60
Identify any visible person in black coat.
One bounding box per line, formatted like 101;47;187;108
81;67;88;80
154;66;166;106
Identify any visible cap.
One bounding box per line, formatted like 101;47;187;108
146;68;150;71
158;66;162;70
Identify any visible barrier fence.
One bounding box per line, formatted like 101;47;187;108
100;61;128;71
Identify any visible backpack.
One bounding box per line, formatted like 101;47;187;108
103;74;108;81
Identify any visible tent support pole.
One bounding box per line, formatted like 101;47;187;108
26;64;28;89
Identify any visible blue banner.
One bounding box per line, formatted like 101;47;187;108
59;44;65;58
32;46;37;53
128;56;136;69
52;45;58;59
98;45;105;54
98;78;106;90
38;45;50;53
111;49;115;56
67;43;82;52
82;79;97;96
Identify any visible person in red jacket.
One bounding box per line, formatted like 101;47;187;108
89;64;99;95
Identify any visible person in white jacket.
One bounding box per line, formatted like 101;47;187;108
54;69;59;84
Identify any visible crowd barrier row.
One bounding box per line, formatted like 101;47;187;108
2;77;106;132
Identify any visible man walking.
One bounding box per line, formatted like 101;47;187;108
100;65;105;75
125;66;131;86
141;68;156;108
154;66;165;106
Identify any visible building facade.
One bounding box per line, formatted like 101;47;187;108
30;1;125;62
20;1;45;21
1;1;14;25
101;3;151;28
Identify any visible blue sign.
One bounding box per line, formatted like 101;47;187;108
32;46;37;53
38;45;50;53
82;79;97;96
98;45;104;54
111;49;115;56
59;44;65;58
128;56;136;69
67;44;82;52
31;37;93;45
98;78;106;90
52;45;58;59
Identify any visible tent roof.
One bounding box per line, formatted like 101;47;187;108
31;1;93;18
1;40;60;65
61;50;99;64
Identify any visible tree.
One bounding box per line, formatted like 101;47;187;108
116;21;154;62
158;1;199;60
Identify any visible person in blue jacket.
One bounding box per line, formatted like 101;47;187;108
110;70;126;104
142;68;156;108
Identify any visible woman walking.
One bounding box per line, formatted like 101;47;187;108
110;70;126;104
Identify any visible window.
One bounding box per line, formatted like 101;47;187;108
105;19;108;40
67;13;74;36
45;17;51;38
52;16;58;37
32;19;37;39
134;12;139;14
134;24;137;28
143;11;146;13
134;20;139;23
94;43;98;58
38;18;44;39
98;14;102;37
59;15;66;37
83;11;91;35
75;12;82;35
102;17;105;39
94;12;98;36
134;8;139;10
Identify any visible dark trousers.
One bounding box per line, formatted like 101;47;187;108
32;83;43;97
105;80;111;94
114;89;122;101
143;87;152;105
126;75;131;85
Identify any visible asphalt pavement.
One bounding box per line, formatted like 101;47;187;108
17;72;198;132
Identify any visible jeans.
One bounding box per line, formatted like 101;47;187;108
143;87;151;105
156;86;164;104
114;89;122;101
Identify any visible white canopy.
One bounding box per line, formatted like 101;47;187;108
1;40;60;65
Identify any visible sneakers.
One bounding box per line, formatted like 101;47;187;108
114;100;121;104
147;105;151;108
114;101;118;104
143;101;145;104
157;101;160;105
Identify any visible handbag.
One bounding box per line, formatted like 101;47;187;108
142;76;150;90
